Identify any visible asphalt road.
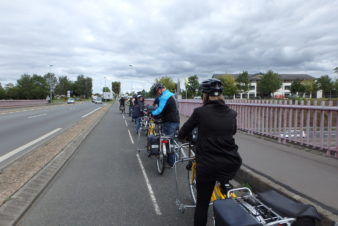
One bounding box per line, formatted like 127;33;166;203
0;102;104;169
17;104;199;226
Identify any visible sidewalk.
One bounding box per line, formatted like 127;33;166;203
179;115;338;214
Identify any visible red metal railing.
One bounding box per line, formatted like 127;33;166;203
145;99;338;158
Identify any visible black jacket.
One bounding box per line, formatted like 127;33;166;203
178;100;242;179
151;90;179;123
132;100;144;119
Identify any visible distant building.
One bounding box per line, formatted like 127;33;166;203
212;73;316;99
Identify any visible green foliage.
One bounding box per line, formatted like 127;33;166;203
185;75;200;98
155;76;177;93
16;74;49;99
290;80;305;94
335;79;338;91
301;80;317;98
236;71;250;93
317;75;333;97
74;75;92;98
218;75;238;97
55;76;73;96
5;84;19;99
0;82;5;99
43;73;58;91
257;70;282;97
102;87;110;92
111;81;121;95
334;67;338;74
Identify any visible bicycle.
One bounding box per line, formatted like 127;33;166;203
119;105;125;114
173;143;296;226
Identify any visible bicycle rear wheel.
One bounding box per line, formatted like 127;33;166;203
156;142;166;175
187;147;197;204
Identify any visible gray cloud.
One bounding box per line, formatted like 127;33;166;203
0;0;338;93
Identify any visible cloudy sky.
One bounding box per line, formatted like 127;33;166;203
0;0;337;93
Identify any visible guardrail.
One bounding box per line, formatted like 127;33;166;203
145;99;338;158
0;100;48;108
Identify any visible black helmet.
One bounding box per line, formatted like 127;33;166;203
151;83;165;95
199;78;223;96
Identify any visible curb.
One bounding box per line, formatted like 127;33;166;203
0;105;111;226
235;165;338;226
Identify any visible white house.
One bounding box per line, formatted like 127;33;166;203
212;73;316;99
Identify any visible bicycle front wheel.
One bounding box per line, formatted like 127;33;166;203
156;142;166;175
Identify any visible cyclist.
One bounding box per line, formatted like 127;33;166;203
151;83;180;167
119;96;125;112
177;78;242;226
132;95;144;134
153;96;159;107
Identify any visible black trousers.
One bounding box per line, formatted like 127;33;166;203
194;179;216;226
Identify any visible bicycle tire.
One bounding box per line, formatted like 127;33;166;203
187;148;197;204
156;142;166;175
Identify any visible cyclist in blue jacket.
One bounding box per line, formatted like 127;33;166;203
151;83;180;167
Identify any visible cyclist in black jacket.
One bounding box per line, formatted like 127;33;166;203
178;78;242;226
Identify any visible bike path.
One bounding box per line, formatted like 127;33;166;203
17;105;196;226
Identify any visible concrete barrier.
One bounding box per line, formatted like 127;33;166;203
0;100;48;108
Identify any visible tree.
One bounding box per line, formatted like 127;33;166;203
16;74;34;99
257;70;282;98
236;71;250;98
218;75;238;98
4;83;19;99
102;87;110;92
317;75;333;98
43;73;58;92
30;74;49;99
55;76;73;96
111;81;121;96
74;75;92;98
301;80;317;98
155;76;176;93
185;75;200;98
290;80;305;95
0;82;5;99
334;67;338;75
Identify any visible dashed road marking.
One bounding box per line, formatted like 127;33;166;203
0;128;62;163
128;129;134;144
81;107;102;118
27;113;47;119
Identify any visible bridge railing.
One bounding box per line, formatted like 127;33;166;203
145;99;338;158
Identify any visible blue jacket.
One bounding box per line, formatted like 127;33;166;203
151;90;179;123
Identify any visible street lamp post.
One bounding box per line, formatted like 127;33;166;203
49;65;53;104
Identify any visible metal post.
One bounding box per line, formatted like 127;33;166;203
49;64;53;104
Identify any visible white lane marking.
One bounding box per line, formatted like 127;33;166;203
0;128;62;163
27;113;47;119
128;129;134;144
136;153;162;216
81;107;102;118
122;115;125;119
125;120;128;127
